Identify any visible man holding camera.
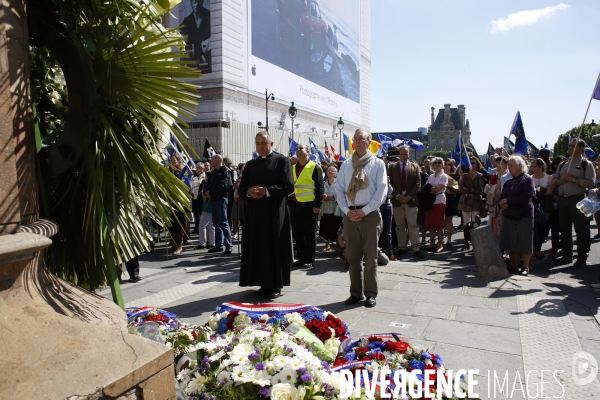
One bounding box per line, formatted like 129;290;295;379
389;146;424;259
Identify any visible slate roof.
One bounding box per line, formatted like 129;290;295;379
431;108;464;130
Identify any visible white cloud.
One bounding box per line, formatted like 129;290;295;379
490;3;570;34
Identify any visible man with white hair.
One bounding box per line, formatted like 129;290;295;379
204;154;234;254
389;145;424;259
335;129;387;308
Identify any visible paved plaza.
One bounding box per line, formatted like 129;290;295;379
100;219;600;399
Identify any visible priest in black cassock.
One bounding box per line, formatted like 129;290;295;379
238;132;295;297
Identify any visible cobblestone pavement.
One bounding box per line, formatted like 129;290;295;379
99;218;600;399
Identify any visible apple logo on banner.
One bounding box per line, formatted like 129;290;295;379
252;65;256;76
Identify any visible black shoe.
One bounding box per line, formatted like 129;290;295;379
255;287;268;296
345;295;363;305
292;261;304;268
224;248;233;254
302;263;313;269
197;245;207;249
129;276;143;283
573;258;587;267
208;247;224;253
554;256;573;265
394;248;408;255
365;297;376;308
268;288;283;298
413;251;424;259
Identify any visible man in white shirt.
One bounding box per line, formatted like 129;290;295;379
335;129;388;308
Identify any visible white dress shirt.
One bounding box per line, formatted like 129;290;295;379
335;156;388;216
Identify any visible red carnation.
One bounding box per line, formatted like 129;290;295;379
368;336;383;343
385;341;410;353
370;353;386;361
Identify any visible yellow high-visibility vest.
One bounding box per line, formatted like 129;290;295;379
292;161;317;202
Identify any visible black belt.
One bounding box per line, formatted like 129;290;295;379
348;205;365;210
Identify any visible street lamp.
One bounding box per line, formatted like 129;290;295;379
337;117;344;157
257;88;275;132
288;101;297;141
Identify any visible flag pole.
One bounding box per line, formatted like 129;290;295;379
576;71;600;140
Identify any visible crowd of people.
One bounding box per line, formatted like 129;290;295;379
148;132;599;305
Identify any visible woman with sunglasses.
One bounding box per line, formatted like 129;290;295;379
457;157;485;251
423;157;448;252
443;159;459;247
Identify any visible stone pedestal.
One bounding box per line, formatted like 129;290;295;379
470;225;509;279
0;230;176;399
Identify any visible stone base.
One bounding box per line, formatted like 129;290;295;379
0;231;176;399
470;225;509;279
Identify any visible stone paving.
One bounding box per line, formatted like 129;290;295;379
100;224;600;400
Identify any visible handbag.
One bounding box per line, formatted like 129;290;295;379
334;205;343;217
479;198;488;218
502;206;524;221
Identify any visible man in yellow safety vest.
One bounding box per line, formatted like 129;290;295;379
289;143;324;269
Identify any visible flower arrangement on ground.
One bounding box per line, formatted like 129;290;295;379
127;306;210;358
205;302;349;358
176;323;348;399
332;334;467;399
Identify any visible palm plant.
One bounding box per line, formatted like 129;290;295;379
29;0;200;297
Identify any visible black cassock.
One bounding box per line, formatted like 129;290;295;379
239;152;294;288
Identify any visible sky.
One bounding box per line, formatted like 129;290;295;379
370;0;600;153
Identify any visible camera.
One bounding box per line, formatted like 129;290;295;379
386;148;400;162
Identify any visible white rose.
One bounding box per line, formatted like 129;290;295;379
270;383;298;400
323;338;340;355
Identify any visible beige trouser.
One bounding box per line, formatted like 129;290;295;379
343;210;382;298
393;204;419;251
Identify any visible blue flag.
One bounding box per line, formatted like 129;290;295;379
343;133;349;152
585;142;596;158
487;143;495;156
309;138;326;163
252;151;258;159
484;154;493;170
460;136;472;170
339;156;346;162
593;75;600;101
378;134;393;152
451;133;462;167
390;134;406;147
289;137;299;156
510;111;527;155
544;143;549;149
406;139;424;150
308;154;317;162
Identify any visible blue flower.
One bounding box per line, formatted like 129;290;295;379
369;342;386;350
344;340;359;353
216;318;229;334
261;387;270;398
300;374;312;383
416;373;425;382
408;359;425;371
255;362;265;371
267;315;287;327
435;354;443;366
301;309;325;322
420;351;432;360
345;352;357;361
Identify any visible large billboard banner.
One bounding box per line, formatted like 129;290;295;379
174;0;212;75
250;0;361;125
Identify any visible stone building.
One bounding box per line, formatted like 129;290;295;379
427;104;471;152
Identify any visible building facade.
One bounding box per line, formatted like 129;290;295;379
427;104;471;153
166;0;371;164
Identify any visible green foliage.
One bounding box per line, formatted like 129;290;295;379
553;123;600;159
419;150;451;162
31;0;202;290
